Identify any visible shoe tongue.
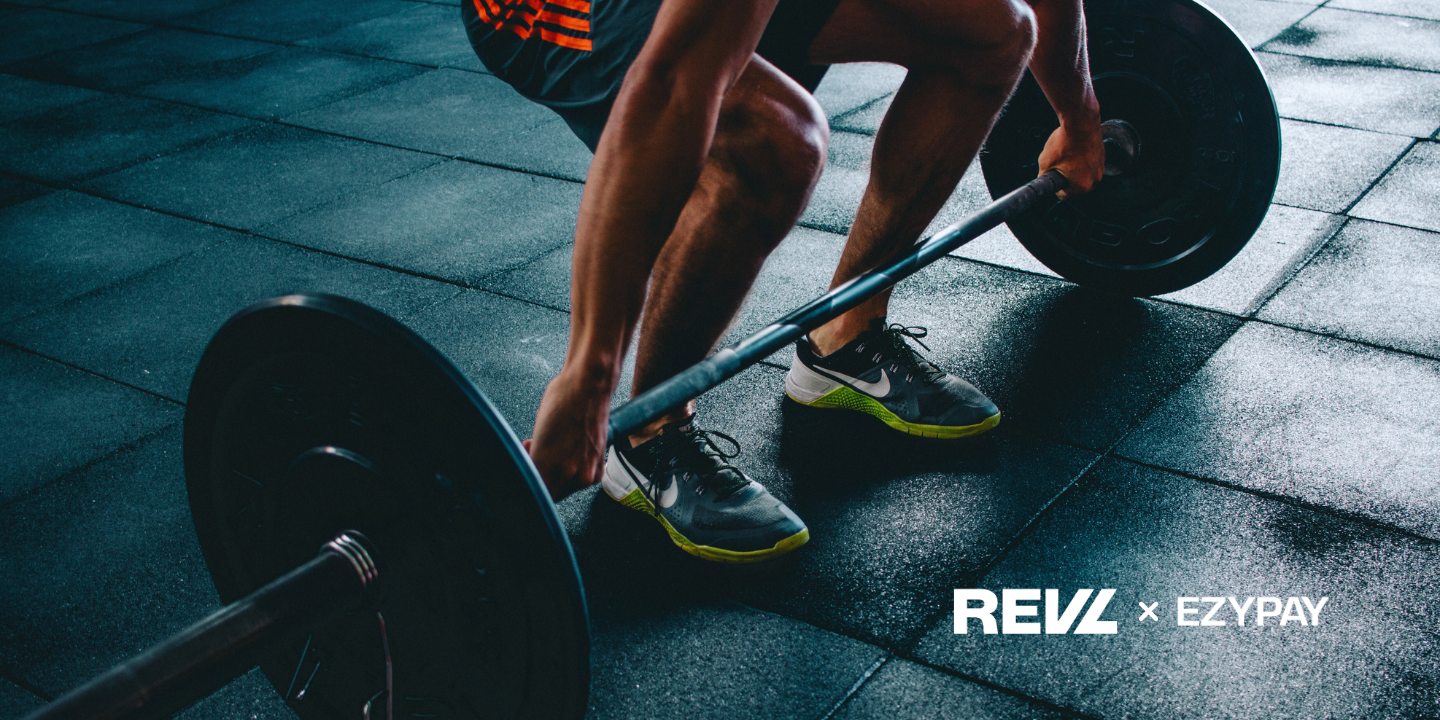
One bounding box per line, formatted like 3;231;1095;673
662;423;750;498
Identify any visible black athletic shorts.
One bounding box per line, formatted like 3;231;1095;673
462;0;844;151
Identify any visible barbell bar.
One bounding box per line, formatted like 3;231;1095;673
20;1;1280;718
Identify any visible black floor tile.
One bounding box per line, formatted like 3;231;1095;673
82;123;441;230
168;0;412;44
283;69;563;170
911;458;1440;719
0;8;143;66
1350;140;1440;233
1262;8;1440;72
0;73;107;123
1158;205;1342;316
1258;52;1440;138
401;289;572;439
470;241;572;310
262;160;581;285
135;45;425;121
1202;0;1313;48
1260;220;1440;358
174;670;296;720
0;191;235;325
0;677;44;718
300;2;476;68
51;0;237;22
803;137;995;242
832;659;1063;720
4;28;274;92
584;601;884;720
829;94;891;136
1273;119;1413;213
0;93;251;184
0;174;53;210
1328;0;1440;21
474;117;593;182
879;259;1242;451
1118;322;1440;539
479;225;850;349
0;237;461;400
812;62;907;120
0;428;239;698
0;346;180;503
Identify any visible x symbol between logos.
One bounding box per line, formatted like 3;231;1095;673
1138;602;1159;622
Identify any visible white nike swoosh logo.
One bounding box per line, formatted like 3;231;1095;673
619;452;680;508
815;366;890;397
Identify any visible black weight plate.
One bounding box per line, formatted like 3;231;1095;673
981;0;1281;296
184;295;589;720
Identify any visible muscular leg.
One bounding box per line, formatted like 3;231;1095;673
805;0;1038;354
627;57;828;445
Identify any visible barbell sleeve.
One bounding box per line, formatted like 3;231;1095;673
607;169;1068;441
23;533;379;720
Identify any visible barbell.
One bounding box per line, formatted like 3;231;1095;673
20;1;1279;718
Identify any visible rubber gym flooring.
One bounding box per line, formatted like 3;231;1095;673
2;0;1438;718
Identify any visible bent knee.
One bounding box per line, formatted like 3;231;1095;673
955;0;1036;68
1005;1;1038;60
714;81;829;203
895;0;1036;75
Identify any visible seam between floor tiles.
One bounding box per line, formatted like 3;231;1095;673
1104;454;1440;545
718;599;1093;719
1302;1;1440;23
0;418;181;513
1247;308;1440;364
0;337;186;407
0;68;587;187
942;246;1440;363
1251;1;1328;50
10;2;496;77
1242;210;1350;318
0;257;217;334
812;652;891;720
0;169;566;312
1255;48;1440;76
1337;137;1419;216
0;668;52;704
880;655;1101;720
1264;113;1431;141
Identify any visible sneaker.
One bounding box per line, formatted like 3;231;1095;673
601;421;809;563
784;323;1000;439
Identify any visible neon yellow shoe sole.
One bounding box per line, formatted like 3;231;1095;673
786;385;1001;439
610;488;810;564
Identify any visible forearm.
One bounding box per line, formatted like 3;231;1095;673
1026;0;1099;126
566;72;721;389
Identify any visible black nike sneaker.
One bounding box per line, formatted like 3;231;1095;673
784;323;1001;439
601;421;809;563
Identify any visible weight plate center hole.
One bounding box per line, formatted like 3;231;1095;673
1102;118;1140;177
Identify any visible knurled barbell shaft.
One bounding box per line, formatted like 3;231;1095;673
23;533;378;720
607;169;1069;441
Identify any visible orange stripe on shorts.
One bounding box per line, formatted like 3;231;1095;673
474;0;591;50
537;9;590;32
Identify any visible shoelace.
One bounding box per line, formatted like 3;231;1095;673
644;426;749;504
877;324;947;384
